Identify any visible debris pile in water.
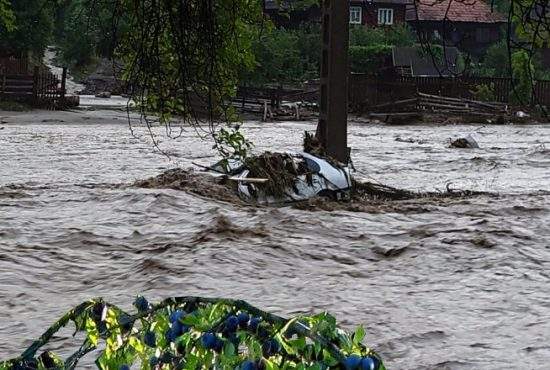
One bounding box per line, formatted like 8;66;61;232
303;131;325;158
135;168;244;204
294;178;485;213
135;129;482;207
135;154;482;208
0;297;386;370
244;152;311;198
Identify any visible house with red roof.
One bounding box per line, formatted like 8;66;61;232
405;0;507;56
263;0;413;28
349;0;412;27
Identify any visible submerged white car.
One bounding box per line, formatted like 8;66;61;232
207;152;352;204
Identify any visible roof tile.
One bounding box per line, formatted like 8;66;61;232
406;0;507;23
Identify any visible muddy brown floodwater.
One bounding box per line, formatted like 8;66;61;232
1;109;549;369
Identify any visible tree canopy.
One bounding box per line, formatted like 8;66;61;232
0;0;54;56
0;0;15;34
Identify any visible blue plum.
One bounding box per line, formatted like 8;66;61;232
169;310;185;323
237;312;250;328
143;331;156;348
225;315;239;332
248;317;261;332
342;355;362;370
360;357;375;370
165;328;176;343
172;321;183;335
201;333;217;349
262;339;281;357
241;360;258;370
134;296;149;312
149;356;159;366
213;337;224;352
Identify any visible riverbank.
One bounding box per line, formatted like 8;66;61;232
1;109;549;369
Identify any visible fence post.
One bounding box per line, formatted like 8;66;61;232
1;67;5;98
33;66;40;106
61;67;67;107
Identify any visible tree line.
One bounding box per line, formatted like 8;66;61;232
1;0;548;108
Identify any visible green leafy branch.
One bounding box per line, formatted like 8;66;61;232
1;297;385;370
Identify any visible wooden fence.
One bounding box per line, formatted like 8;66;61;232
32;66;67;109
349;74;550;111
0;61;76;109
236;86;305;108
534;80;550;106
0;56;30;75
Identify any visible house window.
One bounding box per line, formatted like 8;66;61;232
350;6;362;24
378;8;394;25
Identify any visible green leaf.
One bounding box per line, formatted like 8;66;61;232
265;359;280;370
322;349;339;366
353;326;365;345
85;317;99;347
288;337;307;351
223;341;236;357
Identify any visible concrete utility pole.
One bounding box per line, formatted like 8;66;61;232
316;0;350;163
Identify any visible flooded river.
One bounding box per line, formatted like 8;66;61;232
1;109;549;369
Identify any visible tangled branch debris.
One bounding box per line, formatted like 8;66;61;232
244;152;311;198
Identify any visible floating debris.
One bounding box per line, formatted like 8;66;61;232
450;135;480;149
206;152;352;204
95;91;112;98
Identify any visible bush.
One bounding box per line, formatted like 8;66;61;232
242;24;321;85
349;24;415;48
471;83;496;102
348;25;415;74
470;41;550;81
242;23;418;84
510;50;535;105
349;44;393;74
470;41;511;77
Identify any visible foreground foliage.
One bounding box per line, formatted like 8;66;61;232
0;297;385;370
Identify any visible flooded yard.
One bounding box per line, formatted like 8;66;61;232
1;110;549;369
